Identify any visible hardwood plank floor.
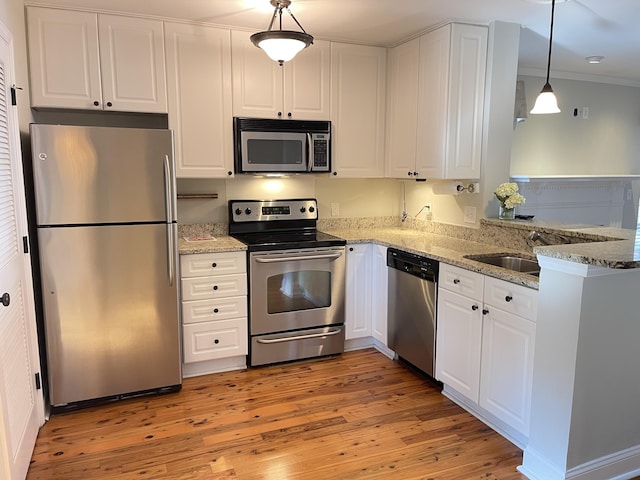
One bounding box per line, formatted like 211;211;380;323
27;349;529;480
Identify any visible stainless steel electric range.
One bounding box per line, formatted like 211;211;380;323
229;198;346;366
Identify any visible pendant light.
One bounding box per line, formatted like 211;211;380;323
530;0;561;114
251;0;313;66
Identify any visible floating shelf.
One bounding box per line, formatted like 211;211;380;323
177;193;218;200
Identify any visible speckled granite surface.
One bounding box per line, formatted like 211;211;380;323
322;226;541;289
177;217;640;285
178;223;247;255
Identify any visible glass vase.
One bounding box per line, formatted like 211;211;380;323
499;205;515;220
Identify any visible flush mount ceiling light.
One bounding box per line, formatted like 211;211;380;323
530;0;561;114
585;55;605;64
250;0;313;66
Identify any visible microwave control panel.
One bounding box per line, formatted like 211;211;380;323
311;133;330;172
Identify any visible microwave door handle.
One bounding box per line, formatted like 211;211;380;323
307;133;313;172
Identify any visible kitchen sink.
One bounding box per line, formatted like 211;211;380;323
464;253;540;275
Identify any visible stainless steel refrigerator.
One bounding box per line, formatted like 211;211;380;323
30;124;181;408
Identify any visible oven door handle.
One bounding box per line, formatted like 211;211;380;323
256;328;343;344
254;252;343;263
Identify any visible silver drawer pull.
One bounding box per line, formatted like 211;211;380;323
255;253;342;263
256;328;342;344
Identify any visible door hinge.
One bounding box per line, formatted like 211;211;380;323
10;85;22;106
35;373;41;390
23;236;29;254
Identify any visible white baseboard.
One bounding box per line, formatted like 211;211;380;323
520;442;640;480
182;355;247;378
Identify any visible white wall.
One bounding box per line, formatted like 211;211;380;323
511;76;640;176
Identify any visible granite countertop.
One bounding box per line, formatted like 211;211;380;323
481;218;640;269
178;235;247;255
322;227;541;289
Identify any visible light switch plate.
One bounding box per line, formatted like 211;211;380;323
331;202;340;216
463;206;476;224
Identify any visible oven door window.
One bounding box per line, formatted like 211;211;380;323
241;131;307;171
267;270;331;314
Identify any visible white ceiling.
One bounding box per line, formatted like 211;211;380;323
27;0;640;85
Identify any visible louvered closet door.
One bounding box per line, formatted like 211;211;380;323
0;23;43;480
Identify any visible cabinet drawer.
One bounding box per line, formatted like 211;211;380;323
182;296;248;325
181;273;247;301
180;251;246;277
484;276;538;322
183;318;248;363
439;263;484;301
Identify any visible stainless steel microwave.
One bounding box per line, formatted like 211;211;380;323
233;117;331;174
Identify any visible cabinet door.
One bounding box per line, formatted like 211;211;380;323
98;14;167;113
443;23;486;179
231;30;283;118
435;288;482;402
480;307;536;436
385;38;420;179
283;40;330;120
165;23;234;178
416;25;450;179
345;244;372;340
331;43;386;177
371;244;388;345
26;7;102;109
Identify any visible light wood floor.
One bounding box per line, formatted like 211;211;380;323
27;349;529;480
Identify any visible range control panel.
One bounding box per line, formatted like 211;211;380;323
230;199;318;223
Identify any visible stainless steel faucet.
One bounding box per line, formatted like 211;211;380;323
529;230;571;245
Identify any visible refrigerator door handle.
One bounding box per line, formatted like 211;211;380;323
167;223;175;286
163;155;175;286
163;155;173;223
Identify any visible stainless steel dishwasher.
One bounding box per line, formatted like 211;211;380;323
387;248;439;377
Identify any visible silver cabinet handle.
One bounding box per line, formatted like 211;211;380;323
256;328;342;344
254;252;342;263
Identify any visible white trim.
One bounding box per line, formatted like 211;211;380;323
518;447;566;480
518;67;640;88
566;444;640;480
182;356;247;378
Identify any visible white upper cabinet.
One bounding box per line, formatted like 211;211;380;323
27;7;167;113
418;23;487;180
231;30;330;120
165;22;234;178
385;38;420;179
386;23;487;180
330;43;386;177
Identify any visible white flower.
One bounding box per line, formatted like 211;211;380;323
494;182;525;209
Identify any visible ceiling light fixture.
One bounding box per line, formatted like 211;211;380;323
530;0;561;114
250;0;313;66
585;55;604;64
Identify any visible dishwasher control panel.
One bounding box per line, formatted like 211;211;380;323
387;248;438;282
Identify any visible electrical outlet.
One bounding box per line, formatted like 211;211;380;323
463;206;476;224
331;202;340;216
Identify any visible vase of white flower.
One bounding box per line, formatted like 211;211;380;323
494;182;525;220
499;204;516;220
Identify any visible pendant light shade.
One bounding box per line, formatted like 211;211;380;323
530;82;561;114
531;0;561;114
251;0;313;66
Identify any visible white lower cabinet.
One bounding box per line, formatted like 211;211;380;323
345;244;390;355
436;263;537;444
345;244;372;340
180;251;248;373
